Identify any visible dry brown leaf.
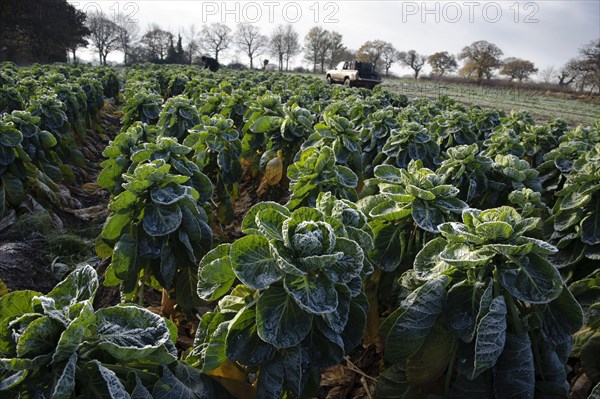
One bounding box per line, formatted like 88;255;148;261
61;205;108;221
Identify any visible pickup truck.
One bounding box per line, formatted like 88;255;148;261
326;61;382;89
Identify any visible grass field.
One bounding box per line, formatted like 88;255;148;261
382;78;600;126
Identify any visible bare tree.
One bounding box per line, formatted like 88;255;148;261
269;25;300;71
575;39;600;94
235;23;268;69
269;25;286;71
113;12;139;66
381;43;399;77
183;24;201;64
200;23;232;63
140;24;172;63
282;25;300;71
356;40;388;72
398;50;427;79
304;26;329;73
558;59;580;87
317;31;332;73
538;65;556;83
428;51;458;76
87;12;121;65
326;31;345;69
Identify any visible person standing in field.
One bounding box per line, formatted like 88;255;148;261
201;55;219;72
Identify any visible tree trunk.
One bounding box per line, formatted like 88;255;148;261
249;55;254;69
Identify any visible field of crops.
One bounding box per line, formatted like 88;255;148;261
0;62;599;399
383;78;600;127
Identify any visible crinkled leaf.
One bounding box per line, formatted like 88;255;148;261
256;208;288;241
492;332;534;399
498;253;563;304
47;265;99;310
325;238;363;284
231;235;283;290
52;301;95;363
241;202;290;235
130;375;153;399
257;356;284;399
475;221;513;241
51;353;78;399
439;222;485;244
16;315;63;358
197;244;235;301
95;306;176;363
201;321;229;372
582;202;600;245
284;273;338;315
143;203;183;237
542;287;584;345
412;199;445;233
413;237;447;278
80;360;131;399
384;276;448;363
152;365;196;399
226;306;275;366
371;223;404;272
150;184;187;205
439;243;494;267
444;280;481;343
457;296;507;380
256;286;312;349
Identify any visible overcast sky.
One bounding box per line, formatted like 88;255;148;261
70;0;600;76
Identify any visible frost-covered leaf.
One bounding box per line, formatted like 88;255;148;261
51;353;78;399
80;360;131;399
542;287;584;345
95;306;176;363
143;203;183;236
457;296;507;380
231;235;283;290
256;287;312;349
197;244;235;301
498;254;563;304
284;273;338;315
46;265;99;310
384;276;448;363
492;333;534;399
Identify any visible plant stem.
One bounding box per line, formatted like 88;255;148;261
445;346;457;394
493;267;523;333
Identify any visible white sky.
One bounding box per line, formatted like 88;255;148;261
69;0;600;77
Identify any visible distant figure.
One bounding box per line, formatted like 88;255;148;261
201;55;219;72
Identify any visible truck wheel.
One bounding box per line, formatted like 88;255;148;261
344;78;352;88
326;75;333;84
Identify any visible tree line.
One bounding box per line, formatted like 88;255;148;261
1;0;598;94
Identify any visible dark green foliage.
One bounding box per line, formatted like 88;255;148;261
376;206;583;398
0;266;227;398
192;193;373;398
